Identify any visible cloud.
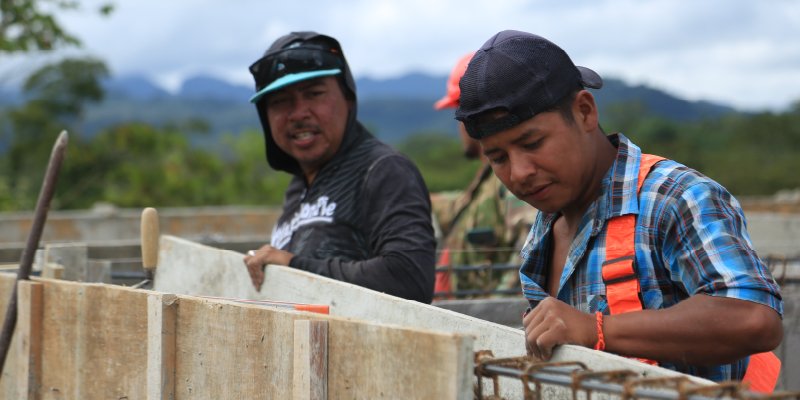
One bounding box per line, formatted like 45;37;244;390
33;0;800;110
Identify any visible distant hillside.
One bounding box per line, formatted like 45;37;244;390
357;72;445;100
179;76;253;101
598;78;735;121
103;75;169;100
3;72;739;146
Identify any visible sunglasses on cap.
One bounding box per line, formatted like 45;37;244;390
249;41;344;98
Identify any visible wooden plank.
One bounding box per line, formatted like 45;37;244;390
326;317;473;399
0;273;20;399
41;263;64;280
293;320;328;400
173;296;300;399
37;278;78;397
155;235;714;398
173;295;472;399
86;260;111;283
44;243;87;282
38;280;148;399
147;293;178;400
17;281;43;400
0;273;469;399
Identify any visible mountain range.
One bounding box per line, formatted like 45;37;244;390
1;72;738;146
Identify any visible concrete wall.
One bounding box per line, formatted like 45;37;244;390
746;212;800;258
0;204;281;245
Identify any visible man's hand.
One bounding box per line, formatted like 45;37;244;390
522;297;596;360
243;245;294;291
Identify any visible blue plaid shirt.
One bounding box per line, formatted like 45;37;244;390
519;133;783;381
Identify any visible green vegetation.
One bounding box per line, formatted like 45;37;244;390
1;58;799;211
1;2;798;211
1;57;799;211
0;0;113;52
396;133;481;193
603;100;800;196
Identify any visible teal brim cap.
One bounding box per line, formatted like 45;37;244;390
249;68;342;103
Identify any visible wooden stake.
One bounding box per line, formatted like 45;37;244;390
16;281;43;399
293;320;328;400
0;131;68;375
147;293;178;400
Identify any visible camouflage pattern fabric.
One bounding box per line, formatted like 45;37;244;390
431;164;538;298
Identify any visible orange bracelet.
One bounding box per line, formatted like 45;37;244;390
593;311;606;351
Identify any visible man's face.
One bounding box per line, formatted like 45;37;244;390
265;76;350;175
478;107;594;214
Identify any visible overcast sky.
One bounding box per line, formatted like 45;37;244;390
7;0;800;111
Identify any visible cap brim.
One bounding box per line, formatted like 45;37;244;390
433;95;458;110
249;68;342;103
577;66;603;89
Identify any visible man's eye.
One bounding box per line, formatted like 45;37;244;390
523;140;541;150
489;155;507;165
268;97;288;107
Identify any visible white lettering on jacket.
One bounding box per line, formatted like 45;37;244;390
270;196;337;249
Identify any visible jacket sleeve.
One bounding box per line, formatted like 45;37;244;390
288;154;437;303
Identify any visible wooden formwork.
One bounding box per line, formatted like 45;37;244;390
0;236;715;399
0;274;473;399
153;235;713;398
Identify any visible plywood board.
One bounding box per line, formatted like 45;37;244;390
155;236;711;374
293;320;327;400
148;293;178;400
172;295;473;399
0;273;20;399
0;275;473;399
37;279;148;399
17;281;43;399
155;235;714;398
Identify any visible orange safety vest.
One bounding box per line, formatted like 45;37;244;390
434;248;453;297
601;154;780;393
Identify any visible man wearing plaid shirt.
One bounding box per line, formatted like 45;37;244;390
455;30;783;384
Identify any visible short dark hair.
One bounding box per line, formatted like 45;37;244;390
546;85;582;124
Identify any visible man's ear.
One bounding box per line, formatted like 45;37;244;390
574;90;599;131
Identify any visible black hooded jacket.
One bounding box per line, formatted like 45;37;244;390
252;32;436;303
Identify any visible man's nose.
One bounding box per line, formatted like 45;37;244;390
287;97;311;121
509;153;537;185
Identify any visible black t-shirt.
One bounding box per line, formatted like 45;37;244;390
273;125;436;303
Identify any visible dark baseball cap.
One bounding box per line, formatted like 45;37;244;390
249;33;345;103
455;30;603;139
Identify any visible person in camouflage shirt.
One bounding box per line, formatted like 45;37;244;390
431;52;537;298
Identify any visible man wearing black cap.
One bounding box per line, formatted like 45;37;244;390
243;31;436;303
456;30;783;385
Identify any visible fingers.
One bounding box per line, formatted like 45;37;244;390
244;250;265;291
523;298;564;361
245;260;264;291
525;318;552;360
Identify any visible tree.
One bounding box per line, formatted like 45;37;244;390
0;57;108;209
0;0;113;53
0;0;113;209
396;132;479;192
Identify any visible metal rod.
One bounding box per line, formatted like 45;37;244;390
0;131;68;375
476;357;800;400
480;364;706;400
